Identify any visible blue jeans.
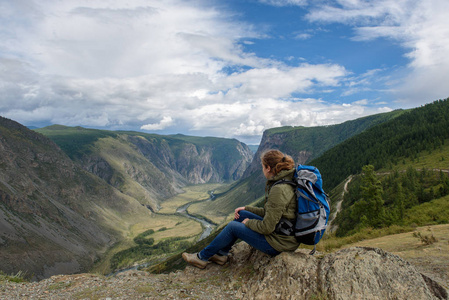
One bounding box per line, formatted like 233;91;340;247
198;210;280;261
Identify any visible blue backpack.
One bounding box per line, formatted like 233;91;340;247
273;165;330;254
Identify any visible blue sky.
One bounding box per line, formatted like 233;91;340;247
1;0;448;144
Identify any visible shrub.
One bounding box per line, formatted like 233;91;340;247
413;231;438;245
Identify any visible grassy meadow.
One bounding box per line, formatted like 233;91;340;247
188;175;265;225
157;183;225;214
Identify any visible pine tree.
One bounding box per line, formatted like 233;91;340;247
359;165;385;227
394;181;405;222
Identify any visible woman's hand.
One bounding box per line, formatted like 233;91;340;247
242;218;249;225
234;206;245;219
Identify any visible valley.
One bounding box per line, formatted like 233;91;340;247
0;118;253;280
91;183;232;275
1;98;449;297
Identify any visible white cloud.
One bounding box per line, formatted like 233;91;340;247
1;0;426;145
352;99;368;105
0;0;351;142
259;0;308;6
141;116;174;131
221;63;347;99
295;33;312;40
305;0;449;105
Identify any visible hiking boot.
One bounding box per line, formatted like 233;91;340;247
209;254;228;265
182;252;208;269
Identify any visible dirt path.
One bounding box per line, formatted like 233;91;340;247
328;175;352;232
328;168;449;232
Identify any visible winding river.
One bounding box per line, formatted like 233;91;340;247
176;191;216;241
108;191;217;276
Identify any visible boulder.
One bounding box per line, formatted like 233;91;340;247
228;243;447;300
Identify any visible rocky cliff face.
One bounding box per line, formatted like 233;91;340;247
126;134;253;184
0;117;151;280
243;130;312;178
61;130;254;210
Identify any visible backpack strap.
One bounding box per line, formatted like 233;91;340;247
272;179;297;237
309;245;317;255
272;179;296;188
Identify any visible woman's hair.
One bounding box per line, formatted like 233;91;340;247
260;149;295;176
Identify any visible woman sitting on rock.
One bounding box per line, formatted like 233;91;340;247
182;149;299;268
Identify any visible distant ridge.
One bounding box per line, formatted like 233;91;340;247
35;125;253;210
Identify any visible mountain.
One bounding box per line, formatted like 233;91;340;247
0;117;253;279
244;109;404;178
312;98;449;190
201;109;404;218
0;117;153;280
2;98;448;282
35;126;253;211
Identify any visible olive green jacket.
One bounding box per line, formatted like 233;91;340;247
244;168;300;252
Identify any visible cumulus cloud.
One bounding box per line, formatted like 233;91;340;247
0;0;355;143
3;0;444;144
295;33;313;40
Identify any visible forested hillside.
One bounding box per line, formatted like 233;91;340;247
262;109;404;163
303;99;449;241
334;165;449;237
312;98;449;191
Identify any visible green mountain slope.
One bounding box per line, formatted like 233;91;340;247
312;98;449;191
0;117;152;280
333;164;449;236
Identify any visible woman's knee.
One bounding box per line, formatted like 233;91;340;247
237;210;251;219
225;220;246;233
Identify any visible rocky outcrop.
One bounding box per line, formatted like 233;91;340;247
3;243;446;299
229;243;447;300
